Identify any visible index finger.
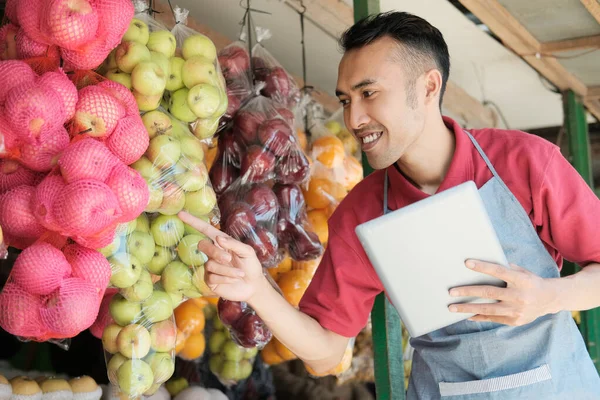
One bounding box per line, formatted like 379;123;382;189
466;260;517;285
178;211;230;241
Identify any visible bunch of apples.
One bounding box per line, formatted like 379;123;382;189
0;240;111;342
251;44;300;109
208;306;258;385
217;41;253;122
1;0;133;70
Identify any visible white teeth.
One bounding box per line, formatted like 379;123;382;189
362;132;382;144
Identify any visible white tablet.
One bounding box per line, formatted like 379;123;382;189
355;181;509;338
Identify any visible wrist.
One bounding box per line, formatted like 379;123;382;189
545;277;570;314
247;273;273;309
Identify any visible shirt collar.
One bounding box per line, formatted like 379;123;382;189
385;116;474;210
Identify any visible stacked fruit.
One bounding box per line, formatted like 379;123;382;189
208;309;257;385
217;41;253;122
251;42;300;109
173;299;207;361
166;7;228;140
0;375;103;400
1;0;133;70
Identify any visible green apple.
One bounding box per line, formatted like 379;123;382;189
166;56;185;91
131;61;167;97
168;117;189;139
182;56;218;89
158;182;185;215
107;353;128;385
243;346;258;360
209;354;224;376
102;323;123;354
126;231;155;264
179;136;204;161
192;116;219;139
213;315;224;330
136;214;150;233
324;120;342;135
164;377;189;397
147;245;175;275
133;90;162;111
187;83;222;119
117;323;151;358
120;269;153;302
223;341;244;362
105;49;118;70
239;359;253;380
131;156;161;181
167;290;184;308
147;31;176;58
161;261;193;294
109;253;143;288
209;331;227;354
144;383;162;397
142;110;172;139
144;352;175;384
123;18;150;45
173;160;208;192
150;51;170;77
147;134;181;169
109;294;142;326
106;69;132;89
145;179;164;212
191;265;211;296
142;289;173;323
220;360;244;381
184;186;217;217
115;41;151;73
124;218;138;235
150;215;184;247
176;234;207;266
169;88;197;123
149;320;177;352
182;34;217;61
99;234;122;257
117;359;154;396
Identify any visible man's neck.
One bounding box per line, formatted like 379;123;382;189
396;116;455;195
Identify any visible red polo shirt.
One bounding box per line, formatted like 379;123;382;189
298;116;600;338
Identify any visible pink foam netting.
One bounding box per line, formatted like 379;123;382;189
37;69;79;120
32;173;66;231
106;114;150;165
94;0;134;49
0;160;39;194
11;242;72;295
0;23;19;61
0;185;46;240
57;138;119;183
63;243;111;298
0;282;45;338
16;0;51;45
105;163;149;222
96;80;139;116
88;288;117;339
72;85;126;138
19;126;71;172
43;0;99;50
0;60;37;105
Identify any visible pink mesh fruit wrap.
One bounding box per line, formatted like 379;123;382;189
37;69;79;120
43;0;99;50
0;60;37;106
32;173;66;231
88;289;117;339
19;126;71;172
0;160;39;194
72;222;119;249
105;163;149;223
106;114;150;165
58;138;119;183
0;185;46;240
11;242;72;295
96;80;138;116
72;85;126;138
0;282;44;338
63;243;111;299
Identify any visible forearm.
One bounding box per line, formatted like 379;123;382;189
248;277;348;372
551;263;600;312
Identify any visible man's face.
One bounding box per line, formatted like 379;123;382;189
336;36;427;170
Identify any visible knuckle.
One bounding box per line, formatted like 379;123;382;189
482;287;495;299
493;265;505;276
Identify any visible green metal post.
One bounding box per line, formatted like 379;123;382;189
352;0;406;398
563;90;600;371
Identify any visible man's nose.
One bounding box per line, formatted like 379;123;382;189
347;102;370;130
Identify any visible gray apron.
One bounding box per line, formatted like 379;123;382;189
383;132;600;399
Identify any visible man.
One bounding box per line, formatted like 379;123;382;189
180;11;600;399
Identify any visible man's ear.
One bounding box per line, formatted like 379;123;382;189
423;69;443;106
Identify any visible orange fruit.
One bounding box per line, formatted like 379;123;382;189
174;329;186;354
304;362;329;377
331;347;353;375
307;209;329;245
190;297;208;309
204;296;219;306
174;300;205;335
342;156;363;191
260;341;284;365
292;255;322;277
277;270;312;308
267;255;293;281
204;146;218;171
311;135;345;168
273;338;297;361
296;128;308;151
303;178;346;209
178;333;206;360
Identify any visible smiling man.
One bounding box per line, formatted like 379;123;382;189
180;11;600;399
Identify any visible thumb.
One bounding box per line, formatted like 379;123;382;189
216;235;256;259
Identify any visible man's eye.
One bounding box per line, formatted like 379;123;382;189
363;90;374;98
339;99;350;106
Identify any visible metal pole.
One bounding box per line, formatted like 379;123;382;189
563;89;600;371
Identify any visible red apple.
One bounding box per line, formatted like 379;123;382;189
218;46;250;80
234;110;265;145
244;184;279;222
232;312;273;348
262;67;291;99
258;118;294;157
225;87;242;117
224;202;257;240
273;184;305;214
252;57;269;80
288;225;324;261
275;108;295;125
242;226;278;267
218;298;247;326
276;216;295;246
240;146;276;183
218;128;246;168
275;149;310;185
209;158;239;196
217;190;238;221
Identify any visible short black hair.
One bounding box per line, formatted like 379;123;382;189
340;11;450;108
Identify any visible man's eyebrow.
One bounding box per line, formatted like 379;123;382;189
335;79;377;97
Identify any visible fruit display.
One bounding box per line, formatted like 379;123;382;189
216;41;253;123
0;375;103;400
166;7;228;140
251;42;300;109
1;0;134;71
208;310;258;386
173;299;207;361
172;386;228;400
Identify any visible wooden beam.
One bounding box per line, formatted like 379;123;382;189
459;0;588;96
581;0;600;25
586;86;600;99
541;35;600;53
283;0;498;128
584;98;600;121
151;0;340;113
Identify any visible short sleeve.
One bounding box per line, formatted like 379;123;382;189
299;224;384;338
534;148;600;266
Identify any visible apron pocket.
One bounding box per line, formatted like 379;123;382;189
438;364;552;397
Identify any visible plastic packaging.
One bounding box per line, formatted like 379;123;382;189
217;41;254;123
173;298;207;361
167;7;228;140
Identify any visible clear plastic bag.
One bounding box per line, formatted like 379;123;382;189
166;7;228;140
217;41;253;123
251;42;300;109
173;298;207;361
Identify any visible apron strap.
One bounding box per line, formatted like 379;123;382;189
383;170;389;214
464;130;501;178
